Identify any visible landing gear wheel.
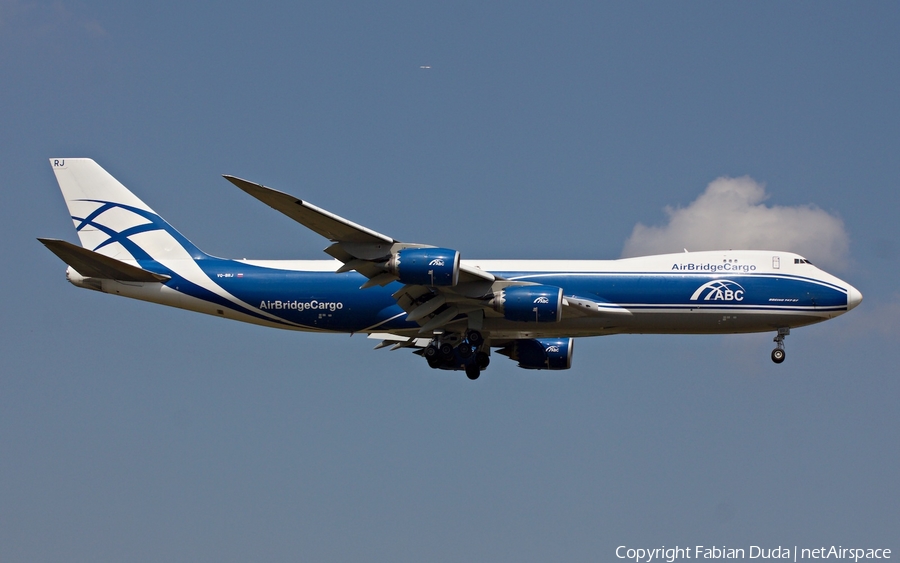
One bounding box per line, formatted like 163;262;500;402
771;327;789;364
475;351;490;370
457;343;473;359
427;356;442;369
465;365;481;380
465;329;484;347
439;342;454;359
424;345;439;359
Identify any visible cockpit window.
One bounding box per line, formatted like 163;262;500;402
794;258;813;265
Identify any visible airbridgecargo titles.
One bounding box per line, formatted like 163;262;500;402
259;300;344;312
40;159;862;380
672;262;757;272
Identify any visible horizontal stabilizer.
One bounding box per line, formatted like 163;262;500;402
38;238;170;282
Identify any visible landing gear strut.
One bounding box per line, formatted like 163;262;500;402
771;328;789;364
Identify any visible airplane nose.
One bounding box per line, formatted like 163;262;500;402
847;285;863;310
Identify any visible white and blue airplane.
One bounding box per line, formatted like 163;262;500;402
41;158;862;379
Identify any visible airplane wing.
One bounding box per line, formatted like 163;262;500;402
223;176;495;285
223;176;394;245
223;176;624;333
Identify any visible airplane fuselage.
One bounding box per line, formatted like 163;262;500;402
66;249;859;339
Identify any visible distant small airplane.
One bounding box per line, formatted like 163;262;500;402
41;159;862;379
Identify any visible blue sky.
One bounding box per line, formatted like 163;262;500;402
2;2;898;561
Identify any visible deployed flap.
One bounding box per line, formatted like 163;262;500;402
460;263;495;284
39;238;170;282
223;176;394;245
563;295;632;316
368;333;432;349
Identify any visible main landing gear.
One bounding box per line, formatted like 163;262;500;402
771;327;789;364
424;330;489;380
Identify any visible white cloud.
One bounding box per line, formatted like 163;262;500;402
621;176;850;271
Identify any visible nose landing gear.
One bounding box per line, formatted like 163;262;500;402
771;327;789;364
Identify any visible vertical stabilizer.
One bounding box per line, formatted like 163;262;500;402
49;158;208;263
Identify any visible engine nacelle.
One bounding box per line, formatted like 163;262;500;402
491;285;563;322
500;338;574;370
388;247;460;286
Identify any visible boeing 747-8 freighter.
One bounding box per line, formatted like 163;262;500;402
40;159;862;379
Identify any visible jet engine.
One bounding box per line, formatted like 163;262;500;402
499;338;574;370
388;247;460;286
491;285;563;322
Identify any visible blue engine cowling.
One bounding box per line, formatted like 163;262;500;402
492;285;563;322
499;338;574;370
389;247;460;286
